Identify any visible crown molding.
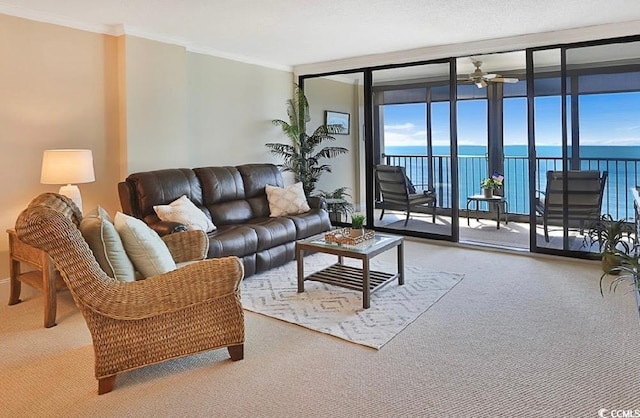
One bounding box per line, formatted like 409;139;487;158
186;44;292;72
117;24;292;71
3;4;637;77
294;20;640;76
0;6;291;72
0;3;118;35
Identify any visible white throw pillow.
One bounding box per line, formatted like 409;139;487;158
153;195;215;232
114;212;177;278
265;182;311;217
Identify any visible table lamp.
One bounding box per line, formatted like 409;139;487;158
40;149;95;214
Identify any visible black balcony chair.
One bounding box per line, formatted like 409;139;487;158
535;170;608;242
375;165;437;226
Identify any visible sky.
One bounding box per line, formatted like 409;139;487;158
383;91;640;148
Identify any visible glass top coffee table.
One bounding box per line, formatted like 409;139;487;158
295;232;404;309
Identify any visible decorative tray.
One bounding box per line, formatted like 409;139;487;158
324;227;375;246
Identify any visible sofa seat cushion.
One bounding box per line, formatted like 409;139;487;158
286;208;332;240
207;225;258;259
244;217;297;251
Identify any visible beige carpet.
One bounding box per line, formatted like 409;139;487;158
2;239;640;417
241;253;464;349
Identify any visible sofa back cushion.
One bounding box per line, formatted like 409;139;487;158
124;169;205;226
194;166;254;225
237;164;284;218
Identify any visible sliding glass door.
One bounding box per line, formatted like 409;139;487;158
528;40;640;255
370;60;457;240
456;52;528;249
299;34;640;258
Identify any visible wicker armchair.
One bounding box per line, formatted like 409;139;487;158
15;193;245;394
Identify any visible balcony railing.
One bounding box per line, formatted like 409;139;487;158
383;154;640;221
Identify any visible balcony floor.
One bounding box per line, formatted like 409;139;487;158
372;209;598;253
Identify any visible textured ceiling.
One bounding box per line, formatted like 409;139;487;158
1;0;640;69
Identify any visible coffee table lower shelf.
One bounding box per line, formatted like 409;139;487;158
305;264;398;292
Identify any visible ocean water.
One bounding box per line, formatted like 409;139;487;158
384;145;640;159
383;145;640;219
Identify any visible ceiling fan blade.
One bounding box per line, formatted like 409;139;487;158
475;79;487;88
492;77;519;83
483;73;498;80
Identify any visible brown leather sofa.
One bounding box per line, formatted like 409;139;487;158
118;163;331;277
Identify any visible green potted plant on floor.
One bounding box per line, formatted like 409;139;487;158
480;177;501;198
588;214;635;274
600;248;640;320
266;84;349;197
315;187;354;223
350;213;366;237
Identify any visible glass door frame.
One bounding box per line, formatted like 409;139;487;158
300;57;460;243
299;33;639;255
526;34;640;257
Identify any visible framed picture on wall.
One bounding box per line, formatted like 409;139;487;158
325;111;350;135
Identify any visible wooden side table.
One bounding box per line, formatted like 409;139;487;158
7;229;66;328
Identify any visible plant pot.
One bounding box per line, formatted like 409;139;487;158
350;228;364;237
601;252;621;275
328;211;342;224
483;188;493;198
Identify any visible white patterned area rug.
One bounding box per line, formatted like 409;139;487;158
240;253;464;349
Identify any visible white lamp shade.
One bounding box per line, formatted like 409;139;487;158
41;149;95;185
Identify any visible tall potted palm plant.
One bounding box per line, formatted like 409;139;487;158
266;84;348;196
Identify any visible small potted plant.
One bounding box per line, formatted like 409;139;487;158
588;214;635;274
350;213;366;237
480;177;501;198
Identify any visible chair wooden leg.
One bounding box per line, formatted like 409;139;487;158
404;211;410;226
379;209;385;220
98;375;116;395
228;344;244;361
432;205;436;223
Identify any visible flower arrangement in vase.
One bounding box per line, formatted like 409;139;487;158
480;177;502;198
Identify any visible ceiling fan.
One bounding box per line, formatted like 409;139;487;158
462;60;519;88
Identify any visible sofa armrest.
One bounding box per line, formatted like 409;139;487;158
308;196;327;211
150;221;188;236
162;230;209;263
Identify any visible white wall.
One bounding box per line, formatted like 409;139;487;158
0;14;121;277
0;18;295;279
186;52;293;167
304;78;361;207
123;36;189;172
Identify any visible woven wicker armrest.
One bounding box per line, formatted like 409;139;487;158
88;256;244;320
162;230;209;263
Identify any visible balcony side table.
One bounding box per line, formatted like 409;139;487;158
7;229;66;328
466;195;509;230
